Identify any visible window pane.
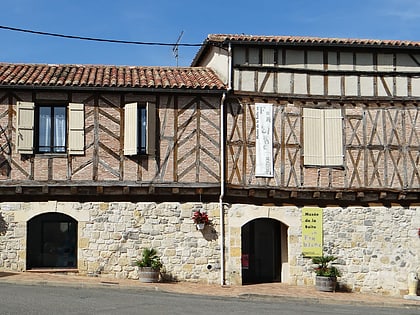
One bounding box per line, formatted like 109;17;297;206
39;107;51;152
54;107;66;153
138;107;147;154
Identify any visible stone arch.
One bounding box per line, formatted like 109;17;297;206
26;212;78;269
228;204;299;285
15;201;89;223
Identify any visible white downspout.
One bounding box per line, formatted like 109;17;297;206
219;92;226;286
228;43;232;90
219;43;232;286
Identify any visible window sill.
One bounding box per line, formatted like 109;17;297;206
35;153;68;158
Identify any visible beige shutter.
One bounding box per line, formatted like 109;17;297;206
124;102;138;155
16;101;34;154
303;108;323;165
146;102;156;155
324;109;343;166
68;103;85;155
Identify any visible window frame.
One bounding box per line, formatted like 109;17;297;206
35;103;67;154
16;101;85;155
124;102;156;156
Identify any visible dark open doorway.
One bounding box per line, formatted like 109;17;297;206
241;218;287;284
27;213;77;269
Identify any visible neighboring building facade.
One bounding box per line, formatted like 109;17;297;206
192;35;420;295
0;64;226;282
0;34;419;297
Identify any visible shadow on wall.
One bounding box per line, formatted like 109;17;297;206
201;224;218;242
0;212;8;235
0;154;11;177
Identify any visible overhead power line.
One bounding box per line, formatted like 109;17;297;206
0;25;202;47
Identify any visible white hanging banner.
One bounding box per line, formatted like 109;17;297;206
255;103;273;177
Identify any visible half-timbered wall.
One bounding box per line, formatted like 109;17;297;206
0;90;221;187
232;47;420;97
226;99;420;191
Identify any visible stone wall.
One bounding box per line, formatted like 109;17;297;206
225;204;419;296
320;206;420;296
0;201;221;284
0;201;419;296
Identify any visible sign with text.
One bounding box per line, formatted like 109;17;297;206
302;207;323;257
255;103;273;177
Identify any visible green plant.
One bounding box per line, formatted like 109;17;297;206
312;255;341;277
135;248;162;271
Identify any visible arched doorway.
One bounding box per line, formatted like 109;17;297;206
241;218;287;284
27;213;77;269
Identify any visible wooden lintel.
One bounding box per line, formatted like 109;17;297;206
70;187;78;195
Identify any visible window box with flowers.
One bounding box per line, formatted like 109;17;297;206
191;210;210;230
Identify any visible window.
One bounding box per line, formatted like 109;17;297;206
16;101;85;155
124;102;156;156
37;105;66;153
303;108;343;166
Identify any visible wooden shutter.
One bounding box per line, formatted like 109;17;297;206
16;101;34;154
324;109;343;166
146;102;156;155
124;102;138;155
303;108;323;165
303;108;343;166
68;103;85;155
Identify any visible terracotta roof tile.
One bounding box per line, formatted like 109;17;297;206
206;34;420;48
0;63;225;90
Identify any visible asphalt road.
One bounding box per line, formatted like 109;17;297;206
0;283;418;315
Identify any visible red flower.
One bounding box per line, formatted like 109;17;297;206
192;210;209;224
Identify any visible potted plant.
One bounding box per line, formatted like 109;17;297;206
312;255;341;292
191;210;210;230
136;248;162;283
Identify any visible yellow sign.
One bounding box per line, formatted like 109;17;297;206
302;207;323;257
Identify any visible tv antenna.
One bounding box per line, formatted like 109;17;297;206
172;31;184;67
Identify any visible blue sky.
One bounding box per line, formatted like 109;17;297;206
1;0;419;67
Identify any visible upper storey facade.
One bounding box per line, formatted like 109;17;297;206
192;35;420;203
0;64;226;200
193;34;420;99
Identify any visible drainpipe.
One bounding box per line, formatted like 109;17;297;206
228;43;232;91
219;43;232;286
219;92;226;286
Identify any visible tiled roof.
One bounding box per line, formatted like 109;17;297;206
0;63;226;90
206;34;420;48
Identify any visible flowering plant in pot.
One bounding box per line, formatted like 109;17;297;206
136;248;162;282
312;255;341;292
191;210;210;229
